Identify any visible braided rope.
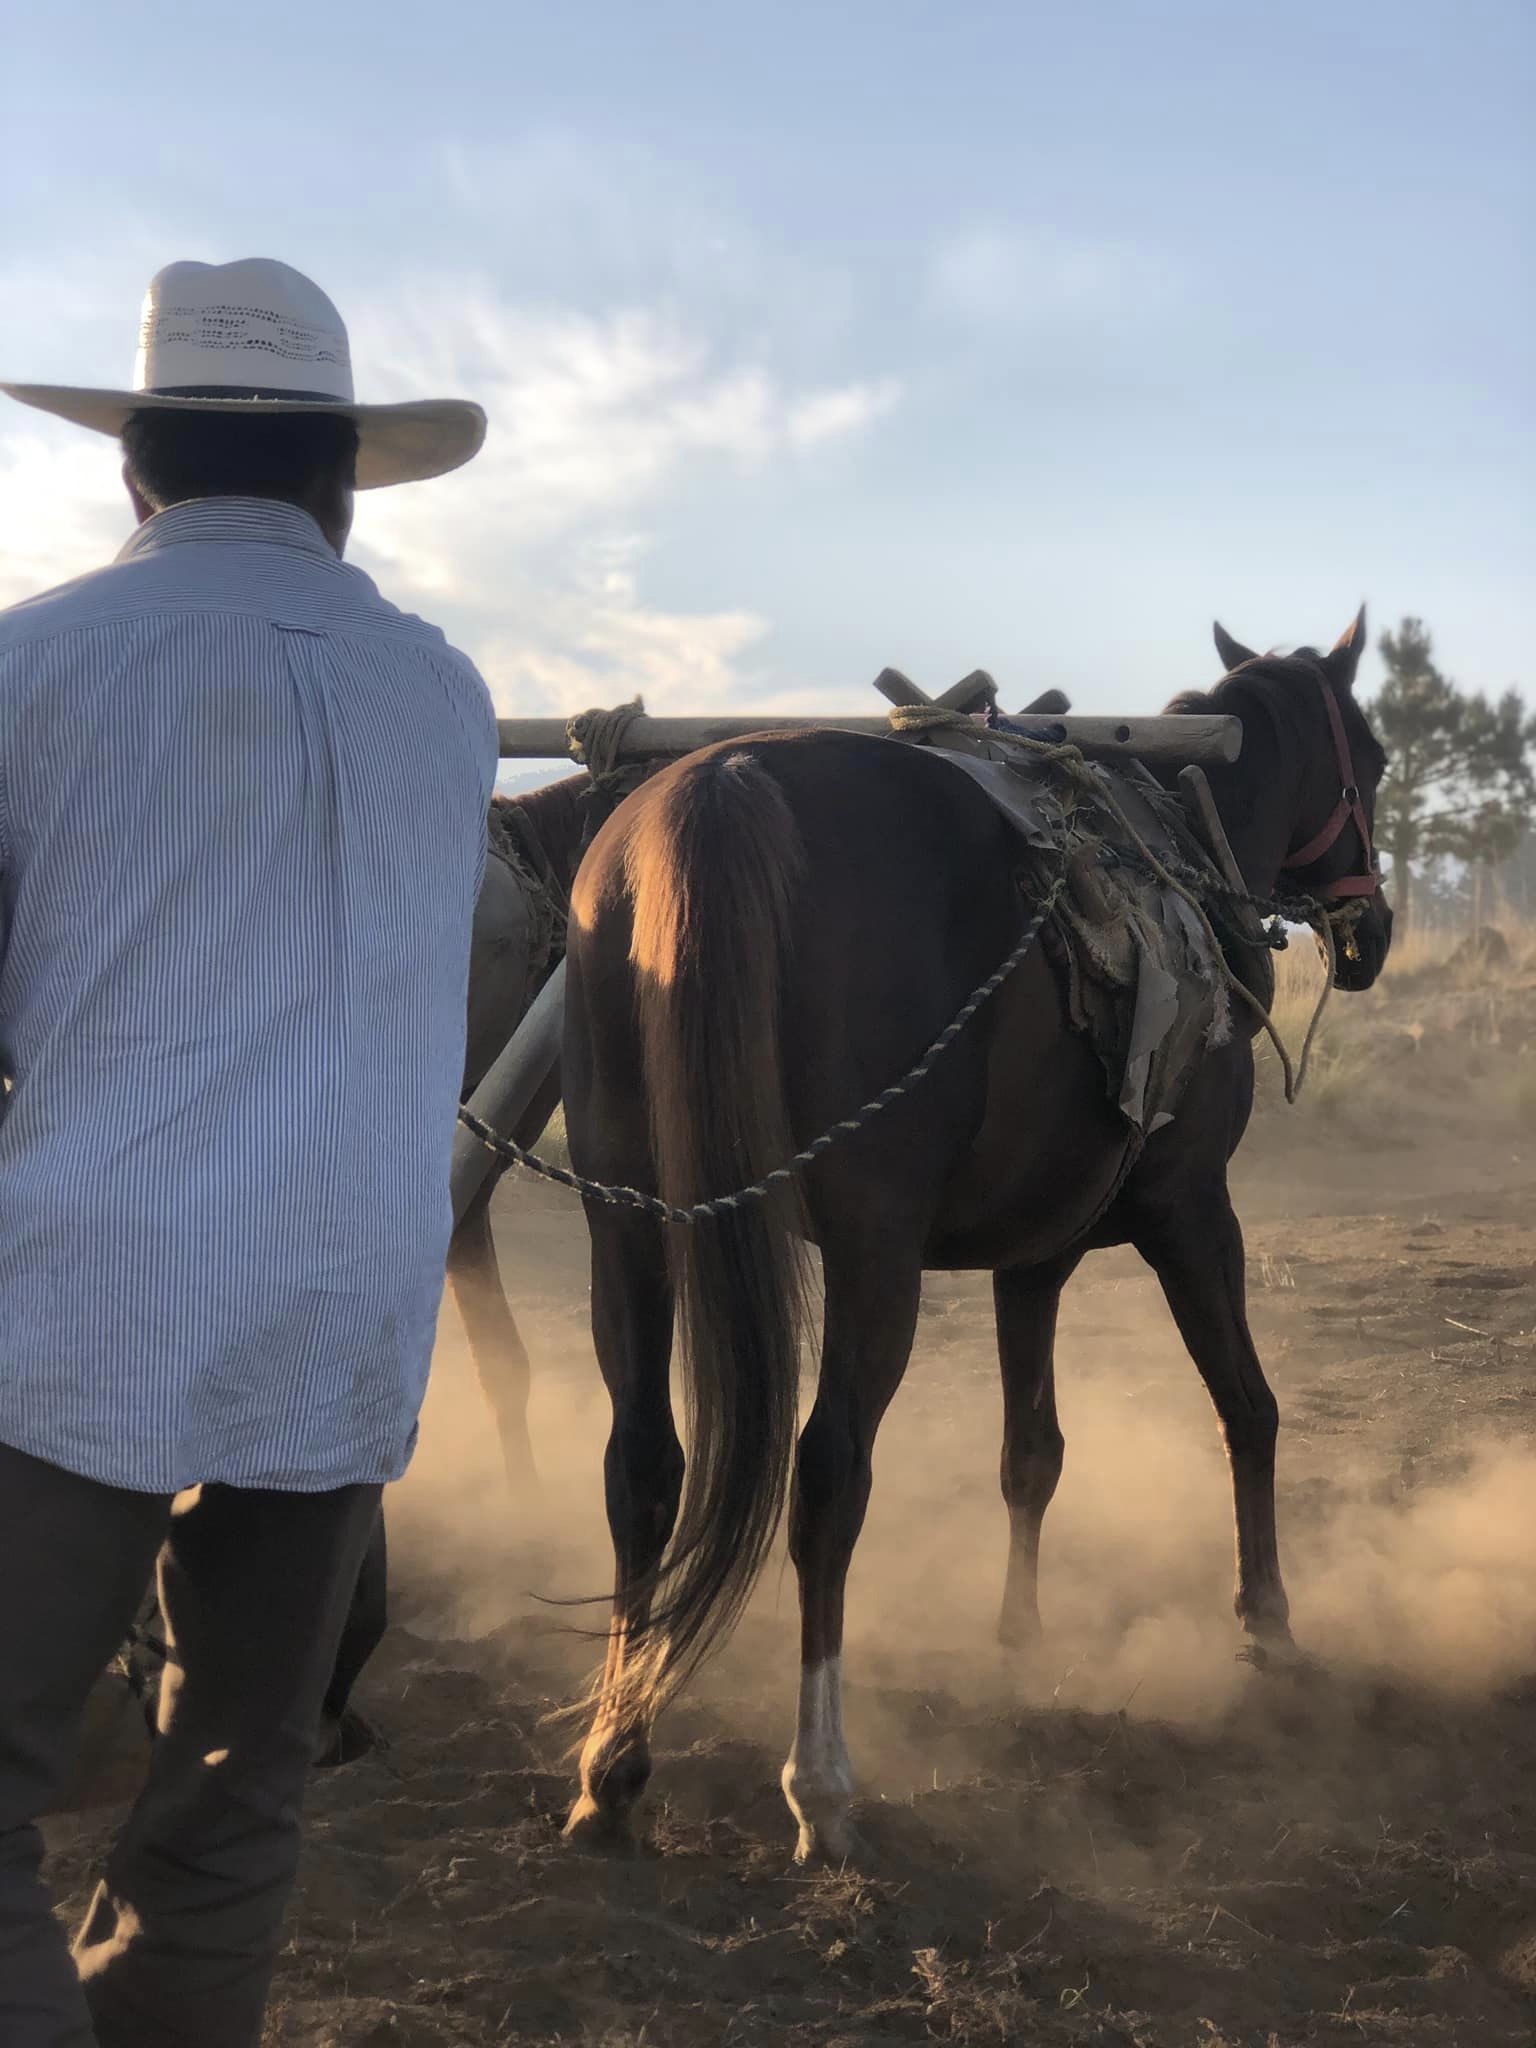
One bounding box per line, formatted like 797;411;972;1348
457;877;1066;1224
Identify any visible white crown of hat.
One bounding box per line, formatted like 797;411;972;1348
1;256;485;489
135;258;356;400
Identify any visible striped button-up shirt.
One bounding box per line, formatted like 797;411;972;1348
0;497;498;1492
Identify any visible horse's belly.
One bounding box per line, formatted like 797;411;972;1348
924;960;1133;1270
924;1143;1130;1269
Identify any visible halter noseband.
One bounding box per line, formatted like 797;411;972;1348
1280;670;1379;903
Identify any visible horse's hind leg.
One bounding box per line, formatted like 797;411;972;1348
564;1205;681;1849
1133;1194;1293;1652
994;1254;1080;1651
783;1235;921;1866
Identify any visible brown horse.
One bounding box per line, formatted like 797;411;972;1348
560;614;1392;1861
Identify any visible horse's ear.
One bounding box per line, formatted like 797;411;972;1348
1326;604;1368;693
1213;621;1257;672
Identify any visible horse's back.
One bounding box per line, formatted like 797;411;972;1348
573;728;1022;1066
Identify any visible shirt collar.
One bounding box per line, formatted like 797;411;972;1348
117;497;338;564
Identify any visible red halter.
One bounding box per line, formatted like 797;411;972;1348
1280;672;1380;903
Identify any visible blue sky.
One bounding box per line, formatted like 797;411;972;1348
3;0;1530;742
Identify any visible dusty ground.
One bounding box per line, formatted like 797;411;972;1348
45;938;1536;2045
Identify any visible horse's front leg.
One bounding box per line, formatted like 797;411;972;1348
783;1233;921;1866
1133;1192;1293;1652
993;1253;1081;1651
564;1204;681;1849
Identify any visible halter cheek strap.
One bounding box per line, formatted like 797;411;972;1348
1281;675;1379;902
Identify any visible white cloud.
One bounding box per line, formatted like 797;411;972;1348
479;607;770;719
460;532;770;716
0;432;130;609
351;295;895;560
426;131;860;355
786;380;902;451
347;289;901;713
926;223;1173;329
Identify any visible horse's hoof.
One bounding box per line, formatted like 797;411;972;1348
563;1795;638;1855
996;1619;1045;1656
1238;1636;1320;1683
792;1816;866;1870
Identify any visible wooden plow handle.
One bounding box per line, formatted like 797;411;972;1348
498;710;1240;767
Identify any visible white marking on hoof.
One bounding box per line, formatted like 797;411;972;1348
792;1813;862;1868
781;1657;856;1862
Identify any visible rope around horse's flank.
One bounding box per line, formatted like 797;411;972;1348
457;876;1067;1225
888;703;1356;1106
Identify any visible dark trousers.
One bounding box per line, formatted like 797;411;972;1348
0;1441;380;2048
324;1505;388;1727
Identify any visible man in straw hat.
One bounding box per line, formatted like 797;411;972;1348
0;258;496;2046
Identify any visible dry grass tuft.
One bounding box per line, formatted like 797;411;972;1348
1255;917;1536;1123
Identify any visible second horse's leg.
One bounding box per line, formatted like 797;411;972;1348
449;1179;540;1498
449;1069;562;1500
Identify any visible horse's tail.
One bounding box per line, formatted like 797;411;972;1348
623;746;810;1718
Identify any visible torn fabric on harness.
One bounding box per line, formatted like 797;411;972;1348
927;743;1265;1138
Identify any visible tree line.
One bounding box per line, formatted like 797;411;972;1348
1366;618;1533;929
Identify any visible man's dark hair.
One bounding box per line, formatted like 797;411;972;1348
121;408;360;513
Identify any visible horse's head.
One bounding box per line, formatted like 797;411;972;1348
1183;610;1393;991
1215;610;1393;989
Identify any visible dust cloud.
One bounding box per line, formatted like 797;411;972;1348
53;942;1536;2043
308;1106;1536;2046
391;1203;1536;1736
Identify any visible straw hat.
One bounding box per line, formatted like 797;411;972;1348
1;258;485;489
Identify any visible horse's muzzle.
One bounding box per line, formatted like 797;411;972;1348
1333;897;1393;991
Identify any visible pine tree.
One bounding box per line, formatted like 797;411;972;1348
1368;618;1534;928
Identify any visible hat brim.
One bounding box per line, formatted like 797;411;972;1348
0;383;486;489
